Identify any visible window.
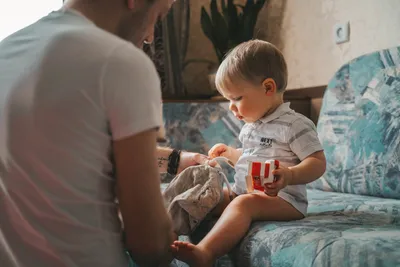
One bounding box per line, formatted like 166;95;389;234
0;0;62;42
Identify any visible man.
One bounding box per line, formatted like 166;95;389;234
0;0;208;266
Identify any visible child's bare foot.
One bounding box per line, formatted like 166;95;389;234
171;241;213;267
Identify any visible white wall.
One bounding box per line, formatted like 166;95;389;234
184;0;400;93
279;0;400;90
0;0;62;41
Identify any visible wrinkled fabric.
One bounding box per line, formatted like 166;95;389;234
162;165;228;235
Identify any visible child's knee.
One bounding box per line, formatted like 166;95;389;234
228;193;268;219
229;194;253;211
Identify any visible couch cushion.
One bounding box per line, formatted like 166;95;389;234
189;189;400;267
130;188;400;267
308;46;400;199
162;102;244;183
162;102;243;154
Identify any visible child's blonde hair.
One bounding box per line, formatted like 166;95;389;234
215;40;288;93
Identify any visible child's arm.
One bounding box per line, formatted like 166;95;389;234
287;150;326;185
208;144;243;165
223;147;243;165
231;148;243;165
265;151;326;196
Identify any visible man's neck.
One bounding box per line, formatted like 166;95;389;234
63;1;120;35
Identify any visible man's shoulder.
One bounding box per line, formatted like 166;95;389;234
53;24;140;58
1;11;147;68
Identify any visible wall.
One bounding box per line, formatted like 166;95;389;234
182;0;226;96
280;0;400;90
183;0;279;96
184;0;400;93
0;0;61;42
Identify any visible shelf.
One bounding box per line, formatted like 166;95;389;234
284;85;326;99
163;95;226;103
162;85;327;103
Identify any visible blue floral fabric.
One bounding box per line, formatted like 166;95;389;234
150;188;400;267
229;189;400;267
308;47;400;199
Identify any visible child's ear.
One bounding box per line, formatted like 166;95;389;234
262;78;277;96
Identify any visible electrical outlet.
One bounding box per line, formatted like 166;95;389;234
333;21;350;44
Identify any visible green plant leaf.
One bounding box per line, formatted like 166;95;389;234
200;0;267;61
226;0;239;48
220;0;226;10
200;7;215;43
210;0;219;24
240;0;266;41
221;0;229;25
201;6;228;62
210;0;229;61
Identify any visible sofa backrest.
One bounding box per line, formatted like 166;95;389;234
308;46;400;199
162;102;243;182
162;102;243;153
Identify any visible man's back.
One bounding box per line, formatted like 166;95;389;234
0;9;162;267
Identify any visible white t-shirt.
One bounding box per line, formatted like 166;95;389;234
0;10;161;267
233;102;323;216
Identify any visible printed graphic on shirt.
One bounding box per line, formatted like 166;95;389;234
260;137;273;148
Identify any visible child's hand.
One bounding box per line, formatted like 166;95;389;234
264;165;293;197
208;143;232;159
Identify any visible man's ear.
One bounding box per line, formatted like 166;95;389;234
263;78;277;96
127;0;135;9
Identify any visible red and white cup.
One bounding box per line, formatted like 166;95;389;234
246;160;279;193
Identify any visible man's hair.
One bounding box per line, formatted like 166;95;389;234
215;40;288;93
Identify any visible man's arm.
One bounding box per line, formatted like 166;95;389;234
157;147;211;174
114;129;173;266
156;147;174;173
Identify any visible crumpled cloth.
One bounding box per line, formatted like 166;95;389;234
162;164;231;235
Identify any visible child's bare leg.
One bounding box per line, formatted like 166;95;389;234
172;193;304;267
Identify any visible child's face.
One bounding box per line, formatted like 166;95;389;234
220;80;280;123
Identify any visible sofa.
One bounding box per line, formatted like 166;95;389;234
132;46;400;267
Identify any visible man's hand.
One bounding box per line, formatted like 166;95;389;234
178;151;212;173
264;165;293;197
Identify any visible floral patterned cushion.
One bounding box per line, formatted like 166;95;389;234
157;189;400;267
308;47;400;199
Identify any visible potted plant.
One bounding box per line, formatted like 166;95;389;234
182;0;267;97
201;0;267;64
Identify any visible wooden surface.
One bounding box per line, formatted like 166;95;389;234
163;85;326;102
162;85;327;124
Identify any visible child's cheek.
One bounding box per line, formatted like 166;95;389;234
237;103;244;114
